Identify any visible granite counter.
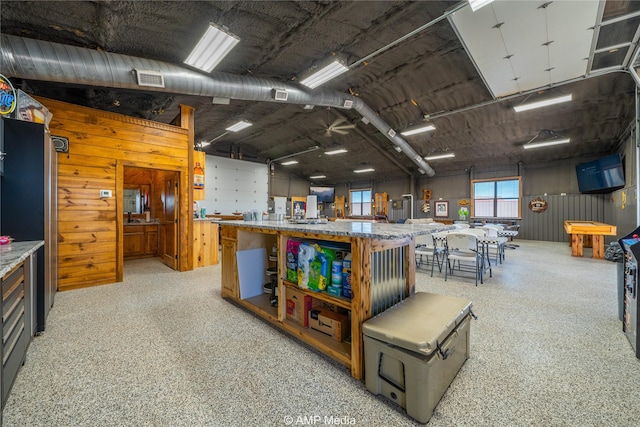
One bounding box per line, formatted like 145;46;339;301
0;241;44;278
216;219;440;240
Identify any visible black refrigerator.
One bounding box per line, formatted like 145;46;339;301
619;228;640;358
1;117;57;333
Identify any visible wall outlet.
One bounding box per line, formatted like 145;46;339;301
100;190;112;198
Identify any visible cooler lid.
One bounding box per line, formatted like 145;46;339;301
362;292;472;355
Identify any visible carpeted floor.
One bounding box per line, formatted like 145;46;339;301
3;240;639;426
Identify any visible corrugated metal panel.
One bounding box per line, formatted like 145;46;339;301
610;186;638;239
371;246;407;316
521;193;606;242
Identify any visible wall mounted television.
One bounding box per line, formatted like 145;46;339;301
309;186;335;203
575;153;625;194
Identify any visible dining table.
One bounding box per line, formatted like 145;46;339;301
431;230;504;279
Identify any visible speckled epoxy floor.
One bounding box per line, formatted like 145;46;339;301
3;240;640;426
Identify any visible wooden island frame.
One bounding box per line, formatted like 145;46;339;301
218;220;431;379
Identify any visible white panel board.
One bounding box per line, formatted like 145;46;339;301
237;248;267;300
199;155;269;214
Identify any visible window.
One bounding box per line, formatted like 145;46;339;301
350;189;372;216
471;177;521;218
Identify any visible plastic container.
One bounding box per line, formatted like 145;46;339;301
331;260;343;285
363;292;472;424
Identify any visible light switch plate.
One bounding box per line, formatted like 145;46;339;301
100;190;112;198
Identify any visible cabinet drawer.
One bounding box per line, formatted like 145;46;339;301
2;321;26;405
123;224;144;234
2;286;24;322
3;302;24;345
3;311;24;365
2;264;24;300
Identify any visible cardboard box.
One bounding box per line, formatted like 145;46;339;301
317;300;348;315
308;307;350;342
286;288;314;327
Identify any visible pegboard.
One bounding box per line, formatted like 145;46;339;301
199;155;269;214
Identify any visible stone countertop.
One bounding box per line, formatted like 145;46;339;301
0;240;44;278
216;220;447;240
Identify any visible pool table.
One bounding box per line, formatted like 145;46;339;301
564;220;617;259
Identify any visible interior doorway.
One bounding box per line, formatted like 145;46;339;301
122;166;181;273
163;173;179;269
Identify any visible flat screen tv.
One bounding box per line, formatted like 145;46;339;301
309;186;335;203
576;153;625;194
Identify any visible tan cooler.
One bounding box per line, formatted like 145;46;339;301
363;292;473;424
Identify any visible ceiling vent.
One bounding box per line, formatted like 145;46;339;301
51;135;69;153
343;99;353;108
387;129;396;138
134;69;165;88
272;89;289;101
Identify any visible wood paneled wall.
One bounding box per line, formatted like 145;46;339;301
39;97;194;291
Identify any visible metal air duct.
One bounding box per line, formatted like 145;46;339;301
0;33;435;176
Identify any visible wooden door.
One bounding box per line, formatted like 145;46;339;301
163;174;178;269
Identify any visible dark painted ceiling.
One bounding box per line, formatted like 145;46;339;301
1;1;638;185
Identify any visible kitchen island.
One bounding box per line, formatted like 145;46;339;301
218;220;434;379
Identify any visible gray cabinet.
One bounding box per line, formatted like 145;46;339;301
1;254;33;410
0;118;57;333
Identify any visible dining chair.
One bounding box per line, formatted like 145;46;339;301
482;226;505;264
445;232;484;286
415;233;445;276
460;227;486;238
453;223;470;229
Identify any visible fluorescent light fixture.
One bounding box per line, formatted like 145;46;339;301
325;149;348;155
469;0;495;12
401;124;436;136
281;160;299;165
424;153;455;160
184;23;240;73
225;120;252;132
514;94;572;113
200;141;211;147
300;60;349;89
354;168;375;173
310;175;326;179
523;138;570;149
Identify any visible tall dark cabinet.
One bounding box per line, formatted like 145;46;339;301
0;118;57;333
